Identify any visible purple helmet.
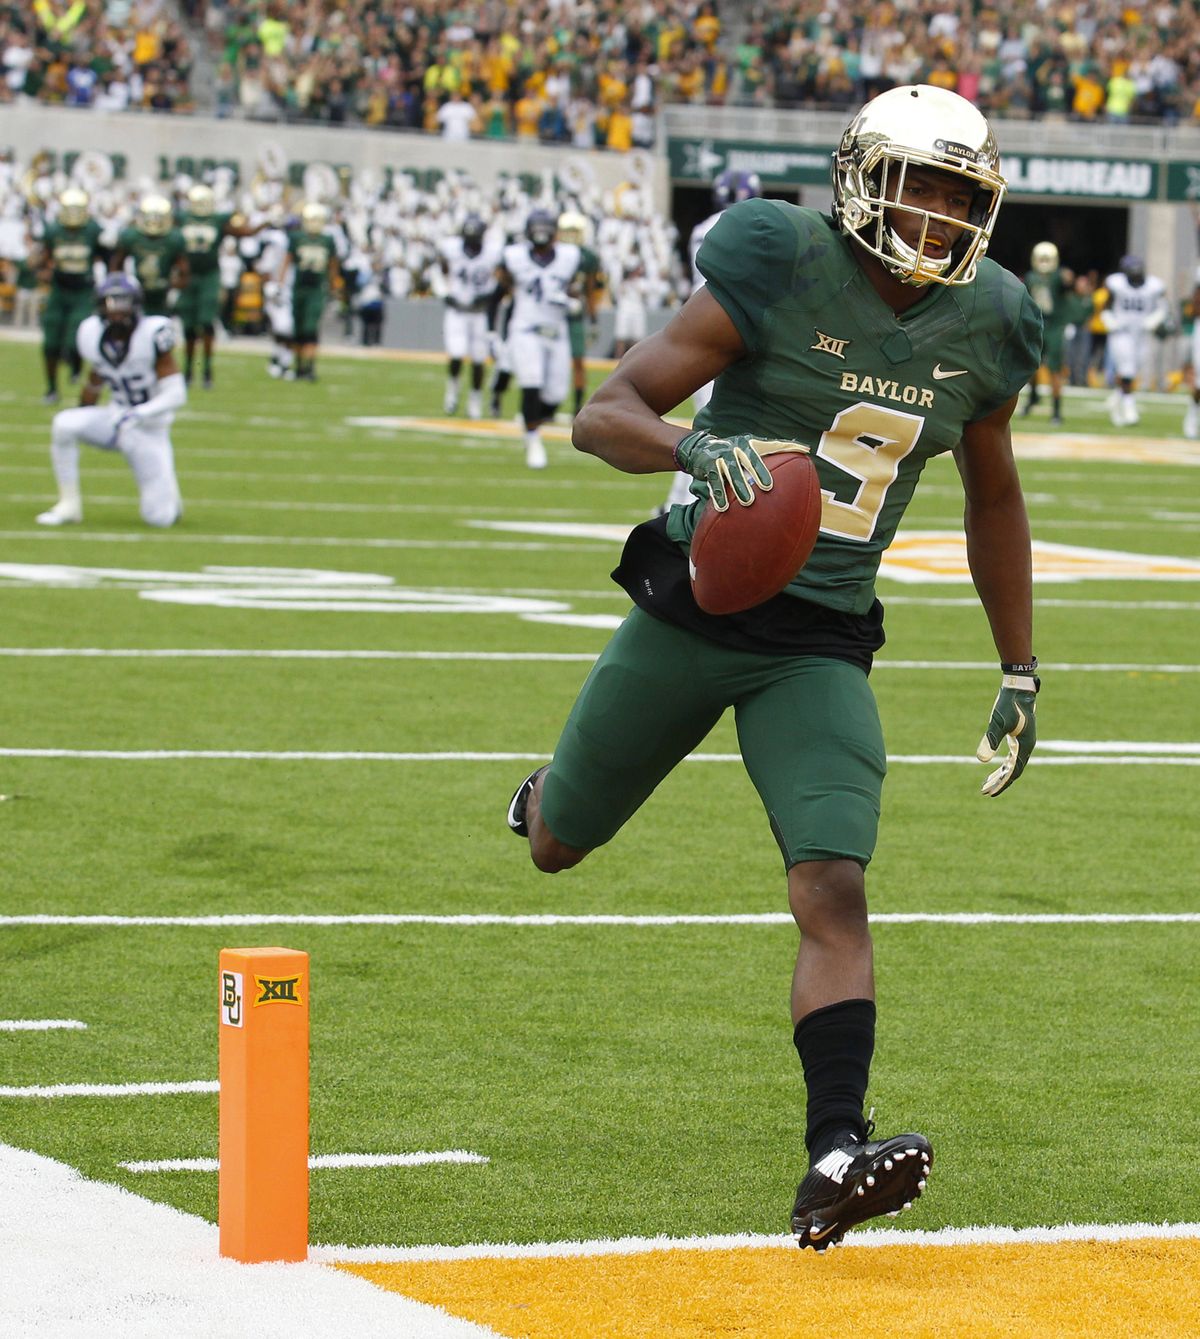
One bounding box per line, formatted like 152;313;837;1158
526;208;558;248
713;169;762;209
1119;254;1145;286
96;272;143;329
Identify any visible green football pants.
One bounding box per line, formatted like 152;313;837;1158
540;607;887;868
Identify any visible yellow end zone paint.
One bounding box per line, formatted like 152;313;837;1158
338;1238;1200;1338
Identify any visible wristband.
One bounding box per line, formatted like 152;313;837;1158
672;430;700;470
1000;658;1038;675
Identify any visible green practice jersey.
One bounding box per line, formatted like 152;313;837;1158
1024;268;1070;330
117;226;186;299
668;199;1041;615
180;212;233;277
44;219;104;291
288;230;337;289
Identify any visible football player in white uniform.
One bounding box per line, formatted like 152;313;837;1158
1101;254;1167;426
438;214;501;418
256;213;296;379
497;208;581;468
660;169;762;511
36;273;185;528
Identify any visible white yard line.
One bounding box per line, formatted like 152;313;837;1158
0;1143;501;1339
0;649;1195;672
0;748;1195;765
0;1080;218;1099
312;1219;1200;1264
0;530;614;552
2;913;1197;929
0;1019;87;1031
120;1152;489;1173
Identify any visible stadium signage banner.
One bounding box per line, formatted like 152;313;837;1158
669;138;1181;201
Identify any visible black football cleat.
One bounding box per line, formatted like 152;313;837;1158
791;1130;933;1252
506;765;548;837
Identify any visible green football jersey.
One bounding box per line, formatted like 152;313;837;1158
179;211;233;277
117;226;186;298
288;230;337;289
668;199;1042;614
1024;268;1070;330
44;219;104;291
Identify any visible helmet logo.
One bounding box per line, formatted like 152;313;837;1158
933;139;981;164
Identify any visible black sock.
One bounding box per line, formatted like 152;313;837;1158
1052;394;1061;418
574;386;584;416
794;998;876;1164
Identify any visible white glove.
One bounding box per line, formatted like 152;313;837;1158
1099;309;1116;332
264;280;281;303
1064;324;1076;341
566;296;584;317
1142;312;1164;332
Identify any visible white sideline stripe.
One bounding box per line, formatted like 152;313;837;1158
120;1151;490;1173
0;1144;501;1339
0;1080;218;1099
1;748;1196;766
2;913;1197;928
0;648;1197;674
0;1019;87;1032
0;530;613;553
313;1220;1200;1263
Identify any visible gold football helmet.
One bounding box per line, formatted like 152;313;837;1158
301;201;329;235
832;84;1006;287
557;211;589;246
1031;241;1059;274
136;194;173;236
187;184;216;217
58;188;90;228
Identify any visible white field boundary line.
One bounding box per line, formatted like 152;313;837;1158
3;913;1198;928
312;1220;1200;1264
0;1143;502;1339
0;1080;218;1098
0;1019;87;1031
0;530;616;552
1;747;1197;766
120;1152;489;1173
1;648;1198;673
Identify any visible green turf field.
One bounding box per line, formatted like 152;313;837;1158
0;337;1196;1249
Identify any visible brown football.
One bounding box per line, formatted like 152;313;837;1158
688;450;823;616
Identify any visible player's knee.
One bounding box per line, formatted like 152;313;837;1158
788;860;870;943
141;495;181;528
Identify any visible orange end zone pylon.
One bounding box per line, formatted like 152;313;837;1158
218;946;310;1262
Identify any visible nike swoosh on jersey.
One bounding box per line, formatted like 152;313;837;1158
931;364;970;380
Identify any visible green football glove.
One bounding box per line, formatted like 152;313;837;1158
673;430;774;512
976;664;1040;797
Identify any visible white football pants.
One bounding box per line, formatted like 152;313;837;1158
51;405;182;527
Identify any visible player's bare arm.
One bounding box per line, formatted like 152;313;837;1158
572;288;745;473
954;396;1034;665
155;348;181;381
80;368;104;407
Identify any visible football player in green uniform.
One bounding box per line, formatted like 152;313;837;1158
111;195;188;320
1022;241;1075;424
176;183;263;388
277;202;339;382
507;85;1042;1249
34;187;106;405
558;211;604;418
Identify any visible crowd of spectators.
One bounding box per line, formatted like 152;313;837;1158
736;0;1200;125
1;0;194;111
197;0;708;147
7;0;1200;132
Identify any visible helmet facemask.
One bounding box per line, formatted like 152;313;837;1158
59;188;90;229
833;86;1007;288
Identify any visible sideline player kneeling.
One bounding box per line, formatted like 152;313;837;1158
36;273;186;528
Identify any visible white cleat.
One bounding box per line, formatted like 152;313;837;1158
35;500;83;526
467;391;482;420
525;435;548;470
1123;400;1140;426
